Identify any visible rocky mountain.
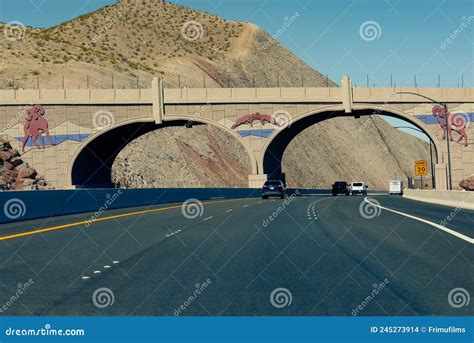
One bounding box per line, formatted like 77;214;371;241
0;0;430;190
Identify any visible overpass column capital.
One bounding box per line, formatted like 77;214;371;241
152;77;164;124
342;75;353;113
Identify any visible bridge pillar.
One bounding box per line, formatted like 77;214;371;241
342;75;353;113
249;174;267;188
435;163;448;191
152;77;164;124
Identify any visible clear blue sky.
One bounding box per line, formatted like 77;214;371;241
0;0;472;88
1;0;472;139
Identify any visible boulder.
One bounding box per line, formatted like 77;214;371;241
0;139;46;190
0;150;12;161
15;162;28;170
10;157;24;167
18;167;37;179
10;149;20;157
1;142;12;150
459;175;474;191
16;178;35;187
2;161;14;171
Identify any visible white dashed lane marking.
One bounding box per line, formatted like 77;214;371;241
166;229;181;237
306;197;334;220
203;216;213;221
225;209;233;213
82;260;120;280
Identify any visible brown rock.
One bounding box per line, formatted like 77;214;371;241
459;175;474;191
2;161;14;171
10;149;20;158
0;150;12;161
10;157;24;167
18;167;37;179
1;142;12;150
2;172;14;181
15;162;28;170
16;178;35;187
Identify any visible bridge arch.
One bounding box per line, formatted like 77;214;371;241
68;116;257;188
258;104;442;182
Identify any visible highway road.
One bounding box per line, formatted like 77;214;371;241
0;194;472;316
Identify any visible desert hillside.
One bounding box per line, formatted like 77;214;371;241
112;125;251;188
0;0;331;89
282;116;430;189
0;0;430;190
112;116;430;190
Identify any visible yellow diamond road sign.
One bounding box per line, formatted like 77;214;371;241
415;160;428;176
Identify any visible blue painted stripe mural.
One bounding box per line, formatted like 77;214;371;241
417;112;474;125
16;134;90;146
237;129;275;138
234;113;473;137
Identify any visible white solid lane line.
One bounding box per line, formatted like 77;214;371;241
364;197;474;244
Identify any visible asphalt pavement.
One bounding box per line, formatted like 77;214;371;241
0;194;472;316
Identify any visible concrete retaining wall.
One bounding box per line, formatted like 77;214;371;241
403;189;474;210
0;188;330;224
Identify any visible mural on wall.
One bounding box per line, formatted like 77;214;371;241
231;113;277;129
432;105;469;147
13;104;91;152
230;112;291;138
21;105;55;152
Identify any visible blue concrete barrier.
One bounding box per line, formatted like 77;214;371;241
289;188;332;196
0;188;331;224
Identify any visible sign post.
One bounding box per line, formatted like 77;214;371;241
415;160;428;189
